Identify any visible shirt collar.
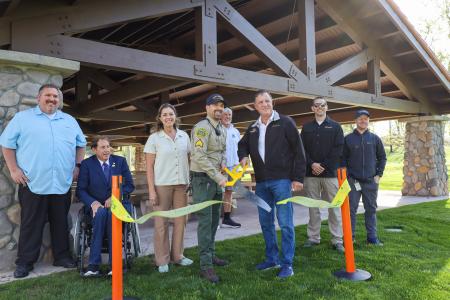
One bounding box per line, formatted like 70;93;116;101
34;105;64;119
353;128;370;135
206;116;220;128
315;116;330;126
253;110;279;127
158;129;182;139
98;157;110;166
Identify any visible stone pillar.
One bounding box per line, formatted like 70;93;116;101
402;116;449;197
134;145;146;172
0;50;79;271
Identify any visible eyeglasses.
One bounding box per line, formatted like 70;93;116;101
313;103;327;108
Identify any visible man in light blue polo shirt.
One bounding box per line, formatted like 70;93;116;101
0;83;86;278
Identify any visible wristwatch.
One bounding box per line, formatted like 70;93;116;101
75;163;82;168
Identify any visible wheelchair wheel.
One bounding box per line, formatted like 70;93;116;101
131;206;141;257
123;223;133;269
73;208;87;275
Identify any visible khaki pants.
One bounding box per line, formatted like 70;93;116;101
153;185;188;266
304;177;343;245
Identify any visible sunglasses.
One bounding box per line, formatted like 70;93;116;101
313;103;327;108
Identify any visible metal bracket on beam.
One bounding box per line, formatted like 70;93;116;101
214;2;233;20
288;79;297;92
194;64;225;80
56;15;72;32
48;38;63;56
371;96;385;105
289;64;299;81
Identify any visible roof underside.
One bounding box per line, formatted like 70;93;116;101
1;0;449;144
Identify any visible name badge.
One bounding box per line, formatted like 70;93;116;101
354;181;362;191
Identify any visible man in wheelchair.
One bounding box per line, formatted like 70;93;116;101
76;136;135;277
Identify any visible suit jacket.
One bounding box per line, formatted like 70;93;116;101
76;154;135;207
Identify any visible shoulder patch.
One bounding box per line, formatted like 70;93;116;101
195;128;208;138
195;139;204;148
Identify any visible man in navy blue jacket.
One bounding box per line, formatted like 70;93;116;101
76;136;135;276
342;110;386;246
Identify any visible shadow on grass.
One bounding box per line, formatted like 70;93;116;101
1;200;449;300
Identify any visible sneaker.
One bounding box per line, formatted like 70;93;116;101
256;261;280;271
303;240;320;248
14;264;33;278
158;264;169;273
212;256;228;267
83;264;100;277
221;218;241;228
176;256;194;266
107;270;112;276
333;243;345;253
200;268;219;283
367;238;384;246
277;265;294;278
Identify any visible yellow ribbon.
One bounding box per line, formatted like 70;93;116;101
276;179;351;208
224;164;248;187
111;196;223;224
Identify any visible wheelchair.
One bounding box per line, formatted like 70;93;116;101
73;202;141;275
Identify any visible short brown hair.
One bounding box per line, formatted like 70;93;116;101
312;96;327;105
91;136;111;149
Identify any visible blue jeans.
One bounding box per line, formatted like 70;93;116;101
88;201;132;265
255;179;295;266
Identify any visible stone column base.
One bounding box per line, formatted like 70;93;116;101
402;116;449;197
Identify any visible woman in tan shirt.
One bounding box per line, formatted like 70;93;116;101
144;103;193;273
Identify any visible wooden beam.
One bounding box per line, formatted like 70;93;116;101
317;49;373;85
1;0;20;16
36;35;424;114
376;0;449;92
316;0;438;113
298;0;316;79
84;67;121;91
78;76;185;114
215;0;308;83
367;56;381;97
11;0;202;36
75;68;88;103
0;20;10;46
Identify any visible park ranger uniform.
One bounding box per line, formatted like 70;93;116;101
190;116;227;271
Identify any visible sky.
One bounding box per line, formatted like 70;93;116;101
393;0;449;56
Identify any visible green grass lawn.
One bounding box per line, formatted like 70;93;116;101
1;200;449;300
376;146;450;191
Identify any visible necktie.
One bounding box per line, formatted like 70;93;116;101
102;162;110;181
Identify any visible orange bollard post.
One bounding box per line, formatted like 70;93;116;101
111;175;123;300
333;168;371;281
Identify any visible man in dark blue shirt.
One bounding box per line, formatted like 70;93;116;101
342;110;386;246
300;97;344;253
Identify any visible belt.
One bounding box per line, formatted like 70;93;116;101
190;171;208;177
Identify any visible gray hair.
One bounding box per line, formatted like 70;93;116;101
255;89;272;101
223;107;233;114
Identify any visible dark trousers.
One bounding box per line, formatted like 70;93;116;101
348;178;379;241
192;175;222;270
16;185;72;266
88;202;131;266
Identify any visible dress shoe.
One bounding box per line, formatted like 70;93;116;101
14;264;33;278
